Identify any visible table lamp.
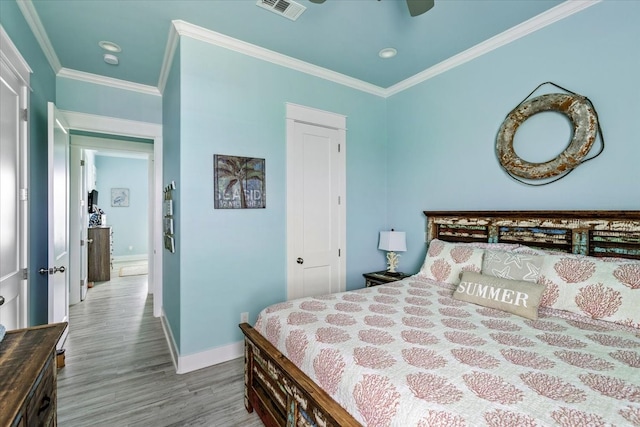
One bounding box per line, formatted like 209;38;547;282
378;230;407;274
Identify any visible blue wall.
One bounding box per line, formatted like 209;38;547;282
386;0;640;274
162;40;182;348
172;37;387;355
6;0;638;354
94;155;148;257
56;76;162;124
1;2;56;326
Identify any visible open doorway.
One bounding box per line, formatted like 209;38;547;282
61;110;163;319
69;133;153;304
95;152;149;281
88;146;150;292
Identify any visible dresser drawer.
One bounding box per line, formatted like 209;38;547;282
26;353;56;426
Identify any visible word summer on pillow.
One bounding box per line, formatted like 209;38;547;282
456;277;531;307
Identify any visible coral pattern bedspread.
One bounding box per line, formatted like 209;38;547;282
254;277;640;427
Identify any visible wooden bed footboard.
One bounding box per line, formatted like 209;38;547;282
239;323;361;427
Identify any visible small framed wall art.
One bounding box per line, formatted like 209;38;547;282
213;154;266;209
111;188;129;207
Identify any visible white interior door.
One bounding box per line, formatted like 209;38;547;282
286;104;346;300
47;102;70;341
69;145;89;304
80;151;88;300
0;58;28;330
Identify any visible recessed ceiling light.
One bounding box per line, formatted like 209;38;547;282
103;54;119;65
99;41;121;53
378;48;397;59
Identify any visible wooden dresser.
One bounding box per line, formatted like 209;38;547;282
88;226;112;282
0;323;67;427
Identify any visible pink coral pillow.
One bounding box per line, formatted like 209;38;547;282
537;253;640;328
418;239;485;285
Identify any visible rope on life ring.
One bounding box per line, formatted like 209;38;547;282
496;82;604;185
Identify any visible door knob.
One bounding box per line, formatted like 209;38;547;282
296;257;304;264
39;266;66;275
87;238;94;244
0;296;5;306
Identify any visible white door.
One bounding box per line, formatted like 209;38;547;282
0;58;28;330
80;151;88;300
47;102;70;341
69;145;89;304
286;104;346;299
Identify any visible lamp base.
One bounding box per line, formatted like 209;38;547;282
386;251;400;273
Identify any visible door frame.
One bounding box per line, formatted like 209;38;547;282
62;111;163;317
0;26;31;329
285;103;347;300
69;137;151;303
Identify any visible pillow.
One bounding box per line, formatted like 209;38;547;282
460;242;522;251
453;271;546;320
418;239;485;285
537;253;640;328
482;249;543;283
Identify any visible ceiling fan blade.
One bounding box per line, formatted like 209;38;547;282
308;0;326;3
406;0;434;17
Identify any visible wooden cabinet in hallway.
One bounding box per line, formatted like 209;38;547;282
87;227;111;282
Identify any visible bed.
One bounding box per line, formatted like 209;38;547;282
239;211;640;426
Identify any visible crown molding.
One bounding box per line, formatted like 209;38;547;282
58;68;161;96
157;21;180;94
18;0;599;99
18;0;159;96
16;0;61;73
384;0;600;97
166;0;597;99
167;20;387;97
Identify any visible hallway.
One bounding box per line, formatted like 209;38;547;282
57;267;261;426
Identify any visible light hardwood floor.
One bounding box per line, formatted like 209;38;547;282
57;266;262;426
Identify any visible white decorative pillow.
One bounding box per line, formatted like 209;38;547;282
461;242;521;251
537;253;640;328
482;249;543;283
418;239;485;285
454;271;546;320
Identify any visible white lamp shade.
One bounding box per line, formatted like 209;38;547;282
378;231;406;252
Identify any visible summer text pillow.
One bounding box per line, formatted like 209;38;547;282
537;253;640;328
482;249;543;282
454;271;546;320
418;239;485;285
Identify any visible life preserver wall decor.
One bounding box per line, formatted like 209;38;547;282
496;82;604;185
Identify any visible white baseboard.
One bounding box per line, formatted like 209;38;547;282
112;254;148;263
160;311;179;372
160;310;243;374
176;341;243;374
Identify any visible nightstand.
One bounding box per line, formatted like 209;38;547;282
363;271;411;287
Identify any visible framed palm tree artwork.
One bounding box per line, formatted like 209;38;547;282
214;154;266;209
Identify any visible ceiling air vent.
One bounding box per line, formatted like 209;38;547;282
256;0;306;21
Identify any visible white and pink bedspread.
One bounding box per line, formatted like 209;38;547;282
254;276;640;427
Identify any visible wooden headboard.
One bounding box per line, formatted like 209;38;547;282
424;211;640;260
